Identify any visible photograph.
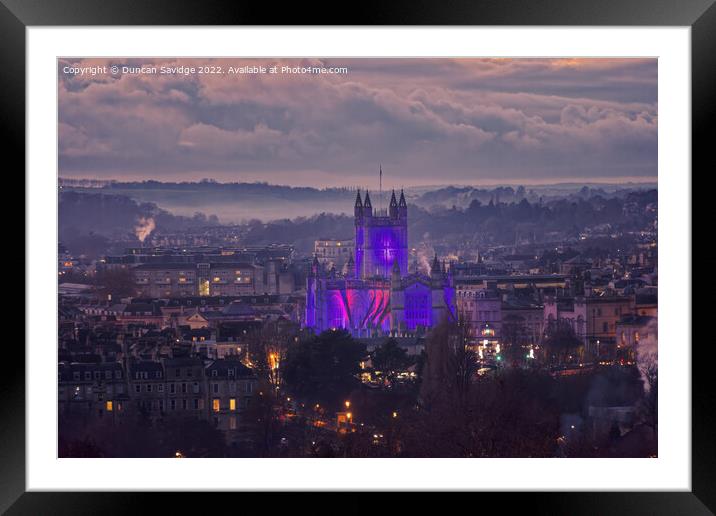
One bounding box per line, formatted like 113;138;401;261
56;56;659;459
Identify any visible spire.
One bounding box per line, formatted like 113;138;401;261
392;258;401;274
343;254;355;277
364;190;372;210
431;254;440;274
354;189;363;218
389;189;398;217
398;188;407;219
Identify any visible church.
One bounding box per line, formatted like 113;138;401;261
305;188;456;336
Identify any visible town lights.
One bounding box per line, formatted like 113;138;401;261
346;412;352;420
392;411;398;418
345;400;351;409
175;451;184;458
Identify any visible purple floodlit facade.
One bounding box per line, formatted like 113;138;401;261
306;188;455;336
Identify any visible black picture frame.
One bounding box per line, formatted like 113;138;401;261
5;0;713;512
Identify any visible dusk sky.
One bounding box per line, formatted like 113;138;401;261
58;57;657;188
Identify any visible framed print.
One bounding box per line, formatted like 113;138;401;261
5;0;714;512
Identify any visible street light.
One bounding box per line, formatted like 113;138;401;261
345;400;351;409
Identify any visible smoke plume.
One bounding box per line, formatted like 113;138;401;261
134;216;156;243
636;317;658;392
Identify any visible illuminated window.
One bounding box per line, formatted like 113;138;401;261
105;401;113;412
230;398;236;411
213;399;220;412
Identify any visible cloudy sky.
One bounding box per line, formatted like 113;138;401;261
58;57;657;188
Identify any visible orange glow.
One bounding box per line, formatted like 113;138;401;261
268;352;279;370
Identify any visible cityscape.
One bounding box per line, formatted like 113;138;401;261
57;57;657;458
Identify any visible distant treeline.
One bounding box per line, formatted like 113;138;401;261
241;190;657;252
102;179;359;201
59;191;221;257
417;184;655;208
59;187;656;257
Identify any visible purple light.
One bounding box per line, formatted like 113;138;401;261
305;190;454;336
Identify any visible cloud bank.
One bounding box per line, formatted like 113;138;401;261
58;58;657;187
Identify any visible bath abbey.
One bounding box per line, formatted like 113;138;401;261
305;189;456;336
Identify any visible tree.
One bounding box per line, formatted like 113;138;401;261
244;319;300;393
419;317;478;410
448;319;479;407
282;329;366;410
156;417;226;458
636;338;658;433
501;314;528;366
242;377;283;456
59;436;104;458
543;319;583;366
94;267;137;301
370;339;413;388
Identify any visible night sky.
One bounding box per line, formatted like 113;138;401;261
58;58;657;188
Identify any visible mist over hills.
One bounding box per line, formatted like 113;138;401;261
59;178;656;225
58;179;657;258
